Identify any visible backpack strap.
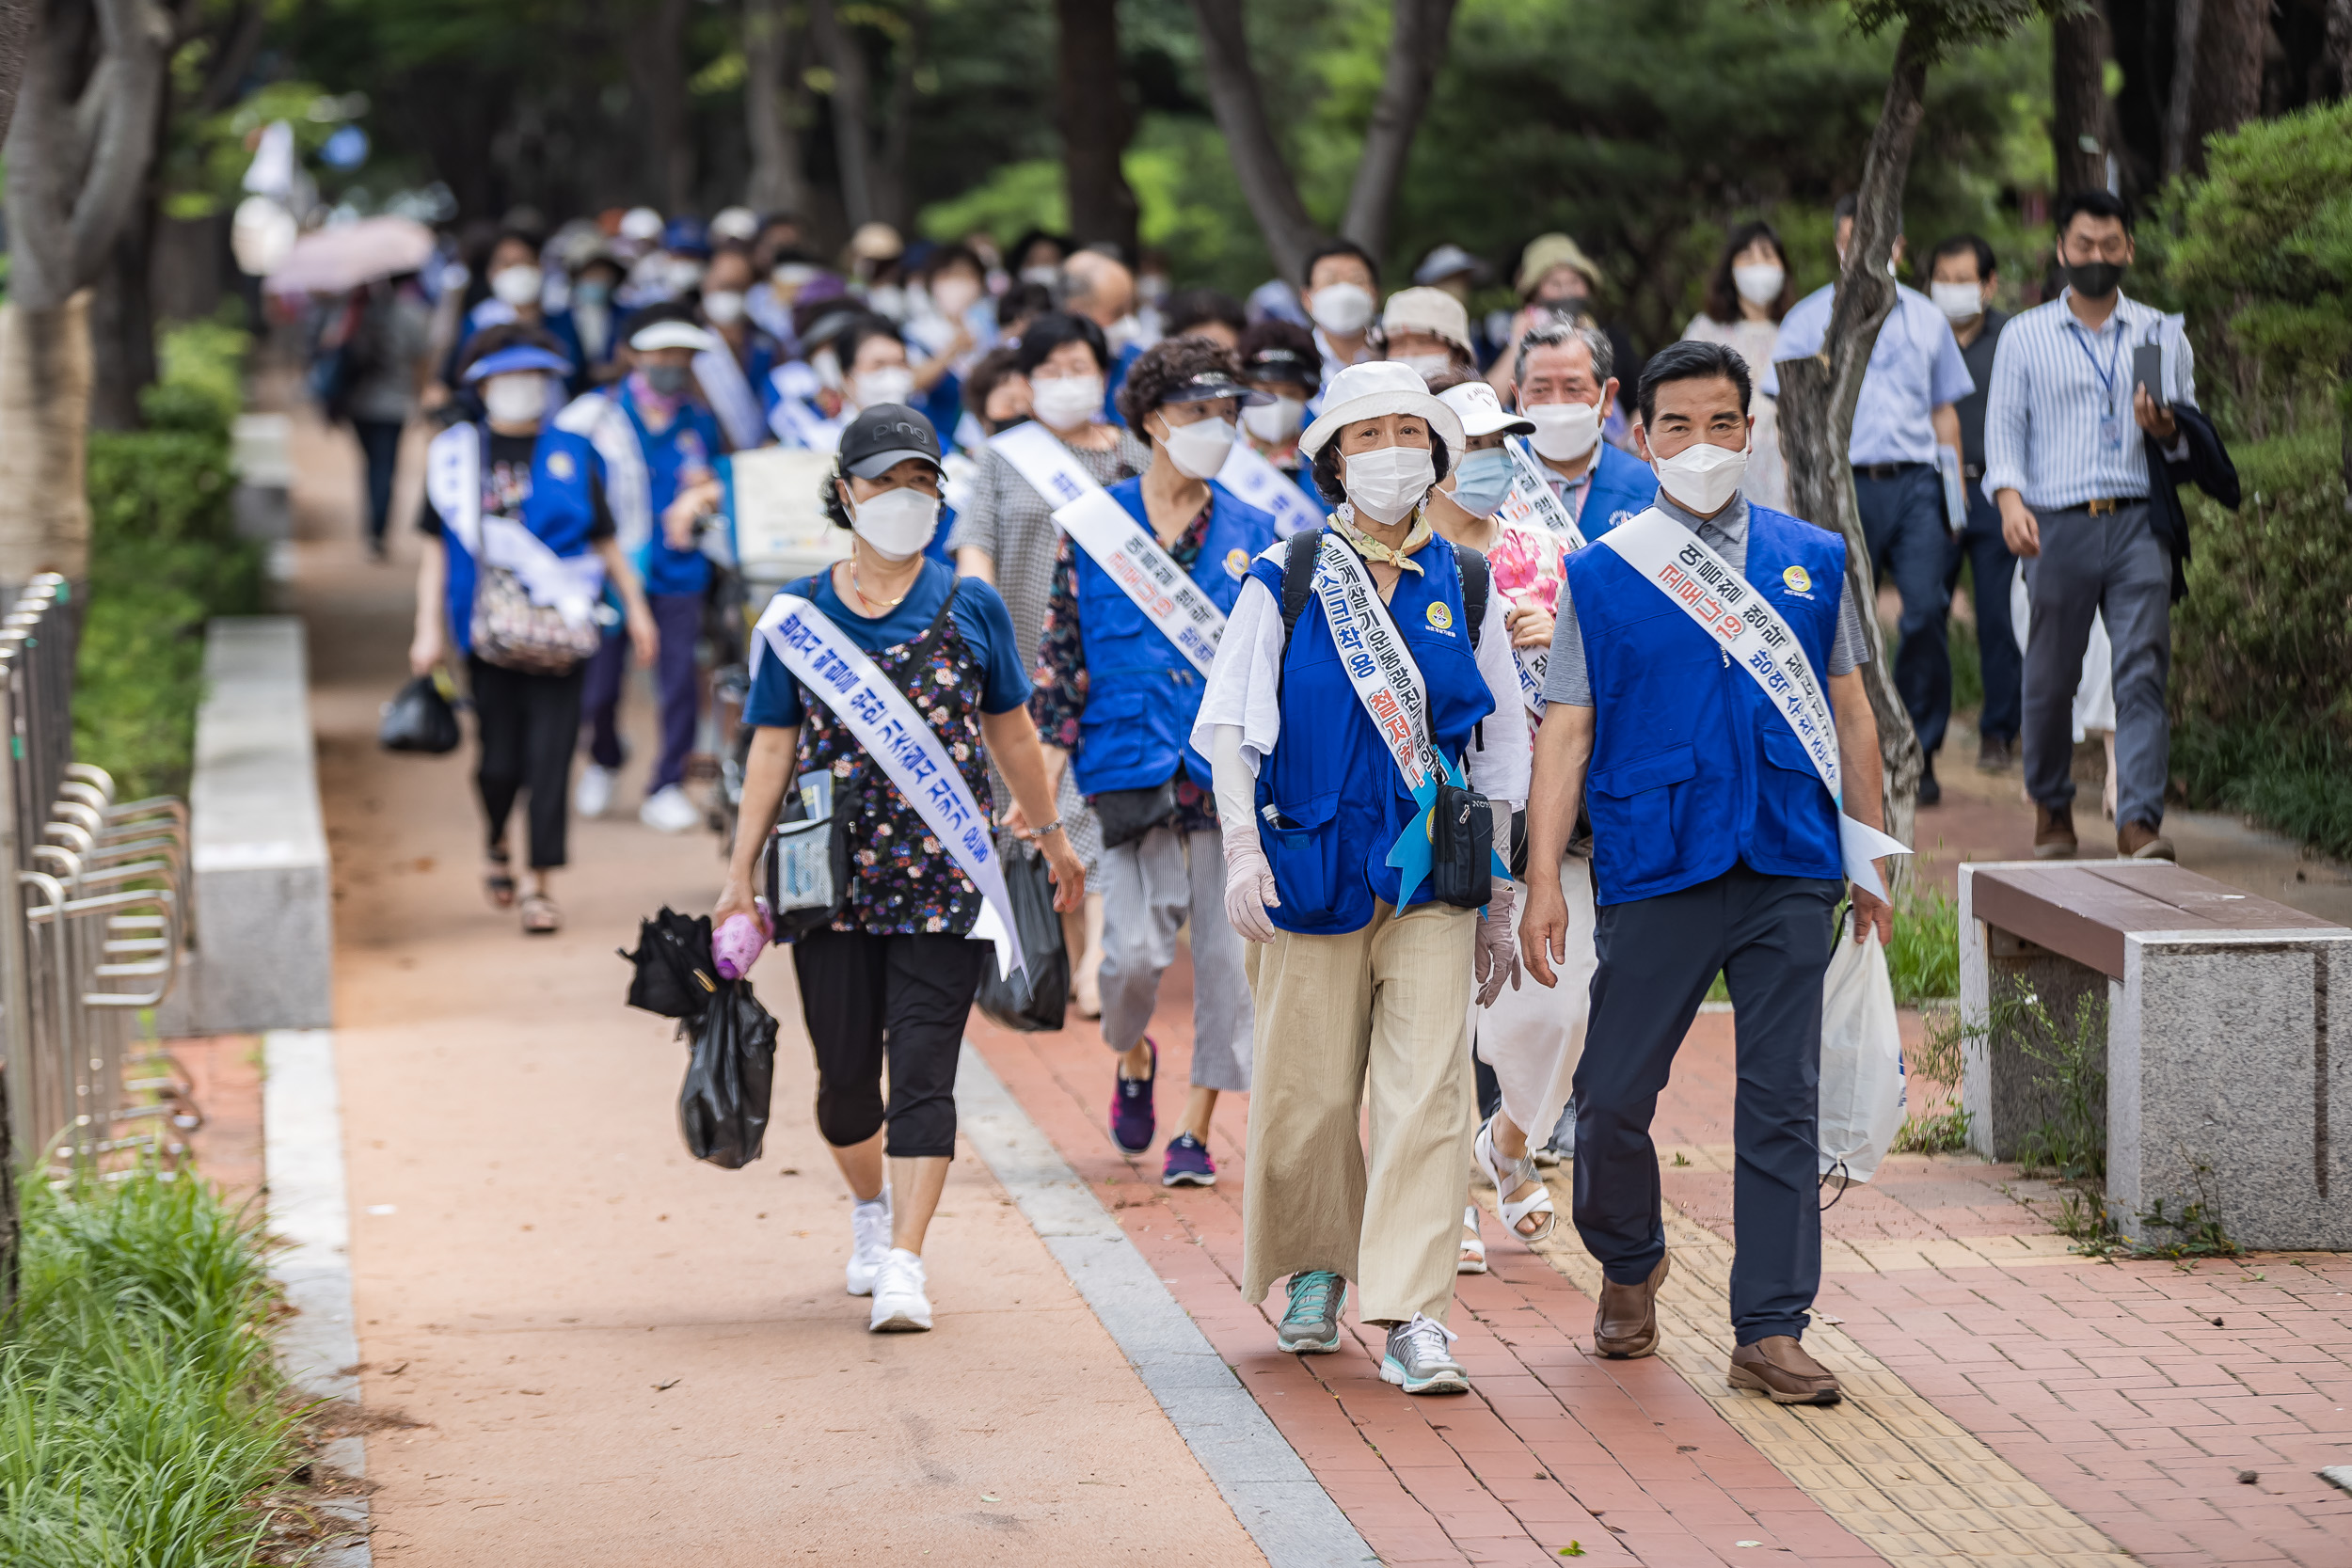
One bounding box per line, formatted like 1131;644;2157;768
1278;527;1322;657
1455;544;1488;655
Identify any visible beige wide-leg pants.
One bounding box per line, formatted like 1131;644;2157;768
1241;900;1477;1325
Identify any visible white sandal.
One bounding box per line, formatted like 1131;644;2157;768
1475;1117;1557;1244
1457;1205;1487;1274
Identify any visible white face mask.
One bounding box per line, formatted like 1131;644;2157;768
1029;372;1104;430
1019;264;1062;289
773;262;818;292
1524;400;1601;462
1341;444;1436;525
1309;281;1375;336
1242;395;1304;446
481;373;549;426
1930;280;1984;322
490;264;543;308
702;289;746;325
1732;262;1785;306
853;365;916;409
1652;437;1749;515
932;276;982;318
848;483;942;562
1156;414;1236;480
1395;352;1453;381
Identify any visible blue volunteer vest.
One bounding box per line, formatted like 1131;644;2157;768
1565;504;1846;906
1576;440;1661;539
439;422;606;656
1250;531;1495;936
621;387;724;596
1070;478;1277;798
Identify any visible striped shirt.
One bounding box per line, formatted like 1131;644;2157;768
1980;290;2198;512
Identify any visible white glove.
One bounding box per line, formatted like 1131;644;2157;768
1223;835;1281;944
1474;876;1521;1008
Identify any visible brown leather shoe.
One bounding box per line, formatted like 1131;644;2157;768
1728;1335;1842;1405
2032;800;2077;860
1975;736;2015;773
1592;1254;1668;1358
2118;820;2175;861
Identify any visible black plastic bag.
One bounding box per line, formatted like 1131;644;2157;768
678;978;778;1168
379;674;462;754
619;908;717;1018
974;839;1069;1033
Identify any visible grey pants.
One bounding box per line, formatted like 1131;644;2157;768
2022;502;2172;829
1098;824;1253;1092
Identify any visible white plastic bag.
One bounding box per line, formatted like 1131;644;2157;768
1818;924;1906;1182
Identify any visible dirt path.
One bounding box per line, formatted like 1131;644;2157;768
292;412;1263;1565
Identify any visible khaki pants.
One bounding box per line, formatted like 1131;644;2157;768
1241;900;1477;1325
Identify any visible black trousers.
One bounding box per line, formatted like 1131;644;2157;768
469;655;584;869
1571;863;1841;1344
792;928;987;1159
353;418;404;546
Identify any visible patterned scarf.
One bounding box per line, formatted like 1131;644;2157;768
1332;503;1433;576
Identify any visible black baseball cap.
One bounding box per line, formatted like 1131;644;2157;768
839;404;943;479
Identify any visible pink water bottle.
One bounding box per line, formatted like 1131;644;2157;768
713;897;771;980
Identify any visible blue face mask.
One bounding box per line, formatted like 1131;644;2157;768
1448;448;1514;518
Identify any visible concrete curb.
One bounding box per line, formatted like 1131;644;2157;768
957;1043;1377;1568
265;1028;372;1567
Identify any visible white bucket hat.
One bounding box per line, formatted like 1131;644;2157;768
628;319;721;354
1299;360;1465;459
1437;380;1535;439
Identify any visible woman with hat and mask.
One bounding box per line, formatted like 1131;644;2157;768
410;325;660;934
1016;337;1279;1186
1194;360;1530;1395
715;404;1084;1333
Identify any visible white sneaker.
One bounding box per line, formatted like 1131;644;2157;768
845;1189;893;1297
868;1247;932;1332
639;784;702;833
573;764;616;819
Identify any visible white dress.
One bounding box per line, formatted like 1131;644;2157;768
1683;313;1789;513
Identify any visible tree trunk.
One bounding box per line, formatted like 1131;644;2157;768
808;0;877;229
2328;0;2352;102
2052;2;2113;195
1185;0;1320;282
1056;0;1136;256
873;0;926;231
1338;0;1458;258
743;0;806;217
1773;23;1931;874
88;213;156;430
2163;0;2202;177
2186;0;2265;167
0;295;96;583
0;0;34;148
627;0;695;211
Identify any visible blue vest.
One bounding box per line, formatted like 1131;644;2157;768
622;388;723;596
1565;505;1846;905
1576;440;1661;540
440;422;605;655
1070;479;1277;797
1251;532;1495;936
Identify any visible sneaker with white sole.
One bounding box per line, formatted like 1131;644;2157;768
868;1247;932;1332
639;784;702;833
845;1188;893;1296
1275;1270;1345;1354
573;763;616;820
1381;1312;1469;1394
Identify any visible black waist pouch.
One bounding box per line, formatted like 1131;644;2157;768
1093;779;1178;849
1429;778;1495;910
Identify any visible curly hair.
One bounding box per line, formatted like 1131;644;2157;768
1310;429;1451;505
1114;335;1243;428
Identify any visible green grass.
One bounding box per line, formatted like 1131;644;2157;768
1885;884;1959;1006
0;1167;300;1563
2172;714;2352;863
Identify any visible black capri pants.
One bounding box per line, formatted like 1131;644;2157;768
469;655;584;869
792;927;987;1159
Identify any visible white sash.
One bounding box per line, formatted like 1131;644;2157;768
424;423;604;626
1597;507;1910;896
751;592;1022;981
694;346;771;453
1215;439;1327;538
1311;531;1437;795
554;392;652;553
991;421;1226;677
1498;436;1587;549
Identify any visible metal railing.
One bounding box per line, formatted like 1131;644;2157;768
0;575;193;1173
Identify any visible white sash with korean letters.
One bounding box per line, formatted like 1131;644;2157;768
991;421;1225;676
751;591;1023;981
1499;435;1587;550
425;423;604;626
1215;438;1327;538
1311;530;1437;796
1597;507;1910;897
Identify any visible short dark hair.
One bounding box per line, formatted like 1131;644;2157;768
994;280;1055;333
1235;318;1318;389
919;242;984;281
1831;193;1903;235
1117;336;1245;427
1302;237;1380;290
961;344;1025;420
1636;339;1752;426
1309;430;1451;505
1012;311;1108;376
836;313;904;370
1929;232;1998;281
1702;220;1793;326
1009;229;1072;272
1162;288;1247;341
2054;188;2133;239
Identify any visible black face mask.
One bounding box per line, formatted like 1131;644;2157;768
2063;260;2125;300
641;363;691;396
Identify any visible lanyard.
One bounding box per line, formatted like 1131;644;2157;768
2066;317;2123;412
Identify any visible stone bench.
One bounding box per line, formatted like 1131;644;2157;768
1958;861;2350;1251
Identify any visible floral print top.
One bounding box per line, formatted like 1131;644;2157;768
1486;521;1572;736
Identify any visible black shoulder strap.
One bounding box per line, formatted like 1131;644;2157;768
1278;527;1322;656
1454;544;1488;655
906;565;964;666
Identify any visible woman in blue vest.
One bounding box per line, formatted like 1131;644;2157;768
1193;361;1530;1396
408;325;659;935
1021;338;1278;1187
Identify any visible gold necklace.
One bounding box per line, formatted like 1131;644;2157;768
850;559;915;610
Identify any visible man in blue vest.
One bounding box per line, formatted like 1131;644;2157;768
1511;321;1656;537
1519;339;1895;1406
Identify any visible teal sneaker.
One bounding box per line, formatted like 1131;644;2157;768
1275;1270;1346;1354
1381;1312;1469;1394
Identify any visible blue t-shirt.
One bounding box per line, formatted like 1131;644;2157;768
743;557;1032;728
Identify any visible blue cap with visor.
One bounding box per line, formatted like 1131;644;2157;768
460;344;575;385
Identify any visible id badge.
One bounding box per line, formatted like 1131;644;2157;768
2099;412;2126;452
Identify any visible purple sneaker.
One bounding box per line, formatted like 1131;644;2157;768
1162;1132;1216;1187
1111;1039;1157;1154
